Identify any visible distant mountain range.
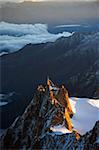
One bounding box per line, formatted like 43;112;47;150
0;22;73;54
0;21;99;57
0;32;99;98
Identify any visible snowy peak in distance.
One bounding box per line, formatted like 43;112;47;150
0;79;99;149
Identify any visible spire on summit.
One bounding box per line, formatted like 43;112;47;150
47;77;59;92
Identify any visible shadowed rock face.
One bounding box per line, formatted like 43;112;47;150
40;121;99;150
0;83;99;150
0;84;75;149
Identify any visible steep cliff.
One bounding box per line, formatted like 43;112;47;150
0;80;99;150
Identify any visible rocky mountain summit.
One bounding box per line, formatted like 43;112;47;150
1;32;99;129
0;79;99;150
1;32;99;98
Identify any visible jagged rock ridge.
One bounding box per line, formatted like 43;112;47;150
0;80;99;150
0;32;99;129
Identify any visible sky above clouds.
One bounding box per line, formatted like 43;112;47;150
0;0;97;3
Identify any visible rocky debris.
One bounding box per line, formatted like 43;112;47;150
37;85;45;92
0;80;99;150
39;132;77;150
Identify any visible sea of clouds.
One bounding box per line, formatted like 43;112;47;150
0;22;73;55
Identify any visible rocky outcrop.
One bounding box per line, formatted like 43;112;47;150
0;80;75;149
0;80;99;150
39;121;99;150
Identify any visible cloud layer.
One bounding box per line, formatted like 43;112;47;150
0;22;72;54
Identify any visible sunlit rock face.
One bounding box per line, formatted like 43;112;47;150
0;81;76;149
0;80;99;150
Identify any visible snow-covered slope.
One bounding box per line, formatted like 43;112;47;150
70;97;99;135
50;124;72;135
50;97;99;135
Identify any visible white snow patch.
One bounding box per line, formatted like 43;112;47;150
0;102;8;106
95;137;99;144
69;97;99;135
50;124;71;135
49;85;59;91
0;52;8;56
